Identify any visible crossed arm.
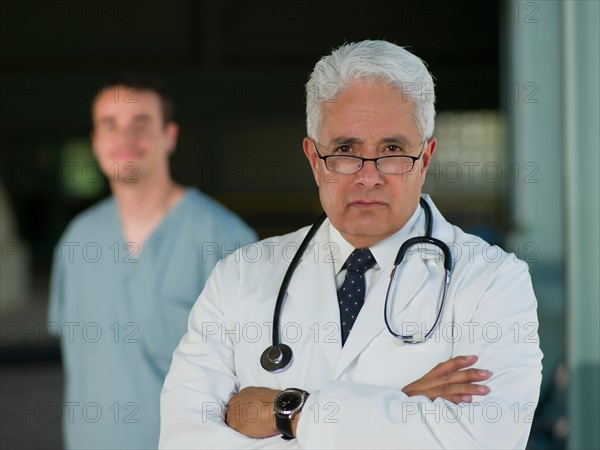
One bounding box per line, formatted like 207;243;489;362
226;355;491;439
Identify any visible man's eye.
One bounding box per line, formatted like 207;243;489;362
101;124;116;132
384;145;403;153
334;145;353;154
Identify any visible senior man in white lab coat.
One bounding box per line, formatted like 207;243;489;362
160;40;543;449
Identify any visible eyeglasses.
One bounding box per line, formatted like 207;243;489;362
312;138;427;175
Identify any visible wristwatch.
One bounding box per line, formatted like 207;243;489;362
273;388;309;440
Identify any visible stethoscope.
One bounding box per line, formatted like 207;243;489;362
260;197;453;372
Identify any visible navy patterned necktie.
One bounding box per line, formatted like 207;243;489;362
337;248;376;346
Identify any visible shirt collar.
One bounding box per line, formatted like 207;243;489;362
327;204;423;275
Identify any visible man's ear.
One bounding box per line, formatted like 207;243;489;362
165;122;180;154
303;137;320;186
420;137;437;185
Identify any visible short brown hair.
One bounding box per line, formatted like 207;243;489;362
94;72;175;124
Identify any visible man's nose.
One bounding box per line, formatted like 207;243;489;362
355;159;383;186
115;127;139;144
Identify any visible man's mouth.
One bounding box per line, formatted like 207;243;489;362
113;150;142;160
348;200;387;208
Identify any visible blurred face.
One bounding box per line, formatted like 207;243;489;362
303;82;436;248
91;86;178;184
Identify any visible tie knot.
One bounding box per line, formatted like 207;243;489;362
345;248;376;274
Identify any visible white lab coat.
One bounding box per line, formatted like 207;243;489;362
160;196;543;449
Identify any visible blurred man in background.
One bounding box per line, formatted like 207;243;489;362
49;73;256;449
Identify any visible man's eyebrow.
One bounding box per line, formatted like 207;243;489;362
95;114;152;125
96;117;115;126
378;135;413;147
328;136;364;146
132;114;152;123
327;135;413;146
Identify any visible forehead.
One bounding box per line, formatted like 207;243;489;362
92;86;162;121
319;82;419;142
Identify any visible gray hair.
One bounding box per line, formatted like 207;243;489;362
305;40;436;140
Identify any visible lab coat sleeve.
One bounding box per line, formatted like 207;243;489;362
295;256;543;449
159;257;301;449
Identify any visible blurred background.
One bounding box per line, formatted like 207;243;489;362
1;0;598;448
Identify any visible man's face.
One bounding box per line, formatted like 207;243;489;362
91;86;178;184
303;82;436;248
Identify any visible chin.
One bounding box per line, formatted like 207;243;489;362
352;209;388;225
342;220;387;238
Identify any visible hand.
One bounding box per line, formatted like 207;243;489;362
402;355;491;404
226;386;281;438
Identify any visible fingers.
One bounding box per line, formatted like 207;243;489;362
403;378;491;404
402;355;493;403
440;368;492;385
424;382;491;404
405;366;491;394
415;356;491;391
430;355;478;375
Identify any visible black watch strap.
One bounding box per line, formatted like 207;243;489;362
274;388;309;440
275;414;294;440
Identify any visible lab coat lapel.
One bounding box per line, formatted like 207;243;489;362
332;250;430;379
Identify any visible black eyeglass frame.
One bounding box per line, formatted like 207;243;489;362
311;138;428;175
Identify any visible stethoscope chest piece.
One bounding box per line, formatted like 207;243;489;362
260;344;293;372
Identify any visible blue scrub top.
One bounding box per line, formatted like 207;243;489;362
49;188;256;449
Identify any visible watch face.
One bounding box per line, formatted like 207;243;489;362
276;391;302;414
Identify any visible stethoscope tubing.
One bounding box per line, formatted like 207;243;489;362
272;213;327;346
261;197;452;372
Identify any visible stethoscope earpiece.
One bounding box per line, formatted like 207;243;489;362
260;344;293;372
